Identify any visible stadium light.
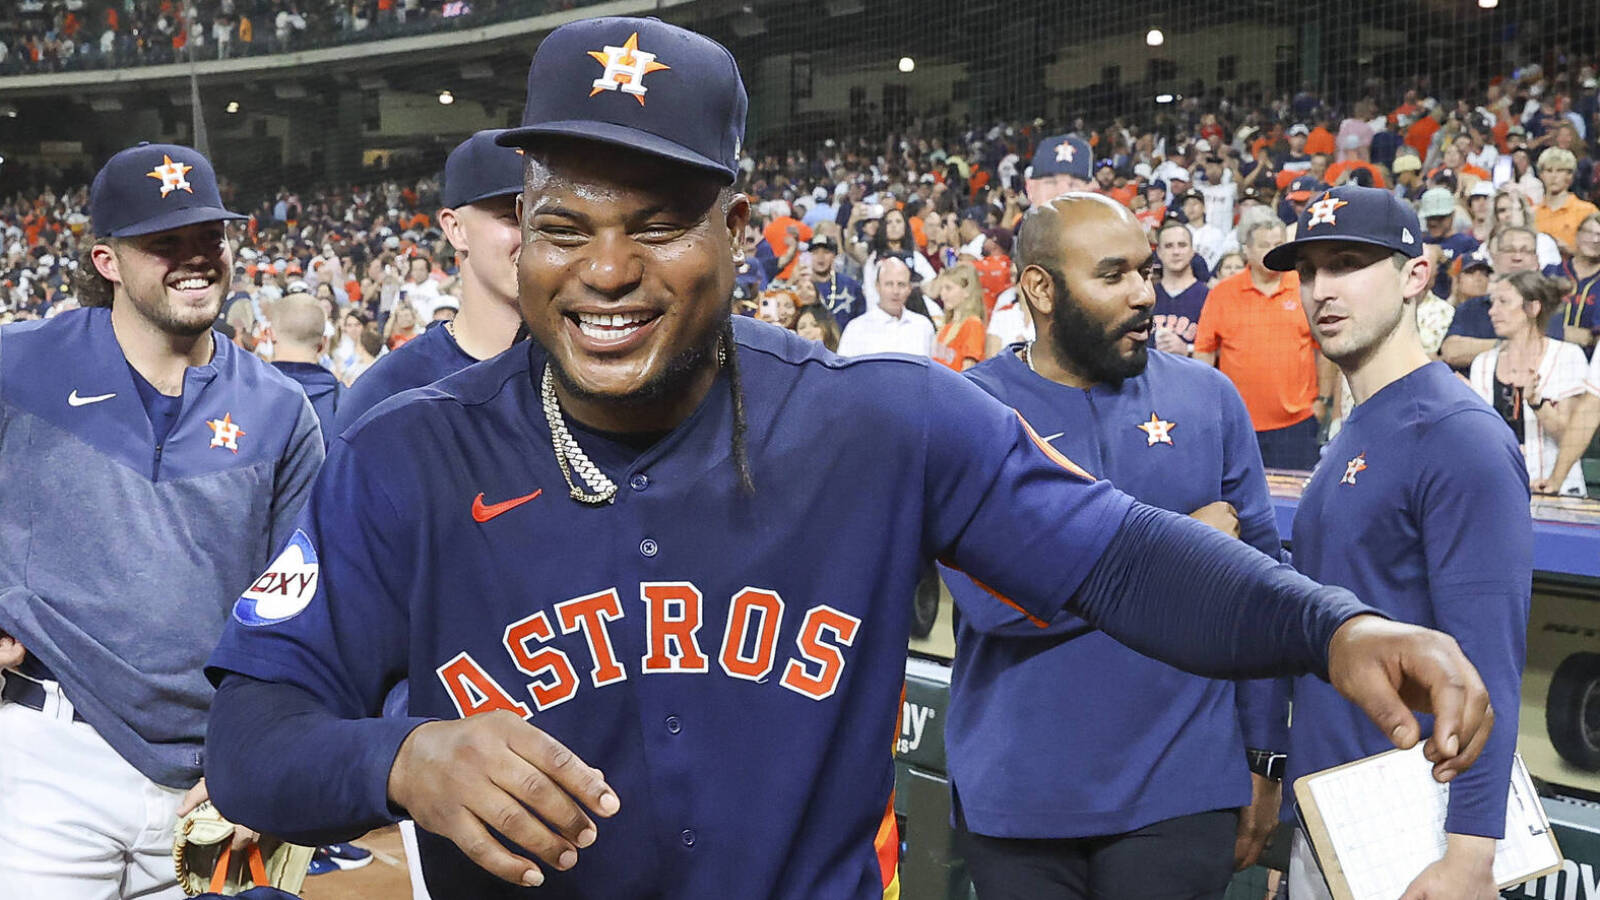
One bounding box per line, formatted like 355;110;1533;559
1155;93;1175;104
1146;28;1164;47
438;90;455;105
1478;0;1498;7
898;57;915;73
226;101;240;114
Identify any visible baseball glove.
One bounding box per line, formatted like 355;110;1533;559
173;800;315;897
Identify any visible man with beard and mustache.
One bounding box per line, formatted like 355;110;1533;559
204;18;1497;900
1264;185;1530;900
0;142;325;897
941;192;1289;900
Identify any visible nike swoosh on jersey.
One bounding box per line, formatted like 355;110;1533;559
1040;432;1065;443
471;489;543;523
67;390;117;407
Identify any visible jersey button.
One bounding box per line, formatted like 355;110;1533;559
629;473;649;491
665;715;681;734
640;539;659;557
680;829;696;848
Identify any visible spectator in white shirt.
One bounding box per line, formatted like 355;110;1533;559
1177;190;1226;270
836;257;935;358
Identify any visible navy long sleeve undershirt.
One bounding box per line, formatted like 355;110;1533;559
205;501;1375;843
1073;502;1376;682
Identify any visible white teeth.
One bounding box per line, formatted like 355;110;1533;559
574;311;654;340
173;277;210;291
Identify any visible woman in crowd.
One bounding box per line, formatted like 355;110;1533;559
930;264;993;371
757;288;800;330
1470;271;1589;496
383;300;422;349
1491;187;1562;268
794;304;841;352
1505;148;1546;207
333;308;370;384
860;208;937;308
1211;251;1246;285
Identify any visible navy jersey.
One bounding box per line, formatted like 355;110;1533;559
814;272;867;327
208;318;1135;899
332;320;476;435
0;307;323;787
271;361;341;448
944;349;1287;838
1553;259;1600;338
1287;362;1530;837
1423;232;1478;299
1153;279;1209;346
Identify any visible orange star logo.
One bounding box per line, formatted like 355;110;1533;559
207;412;246;453
587;32;671;105
1340;452;1367;485
1136;412;1175;446
1307;196;1348;228
146;154;195;198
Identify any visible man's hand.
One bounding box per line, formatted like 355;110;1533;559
1154;328;1188;355
1399;833;1498;899
1189;500;1241;539
1326;616;1492;783
0;630;25;668
1234;773;1281;870
179;778;259;851
388;712;619;888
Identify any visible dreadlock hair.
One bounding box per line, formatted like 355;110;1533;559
721;315;756;496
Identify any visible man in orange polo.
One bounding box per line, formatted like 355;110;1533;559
1534;148;1599;256
1195;217;1331;470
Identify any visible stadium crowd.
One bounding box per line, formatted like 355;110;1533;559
5;55;1600;491
0;0;584;73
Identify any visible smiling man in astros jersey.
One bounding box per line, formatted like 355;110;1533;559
205;18;1498;900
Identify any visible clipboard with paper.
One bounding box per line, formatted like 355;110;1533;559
1293;744;1562;900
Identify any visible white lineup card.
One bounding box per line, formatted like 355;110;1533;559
1299;745;1561;900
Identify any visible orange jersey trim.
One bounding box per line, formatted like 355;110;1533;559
874;790;900;895
940;562;1050;629
1015;411;1095;482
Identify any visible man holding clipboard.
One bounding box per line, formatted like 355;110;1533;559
1263;185;1532;899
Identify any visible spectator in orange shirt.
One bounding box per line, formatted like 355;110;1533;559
1305;119;1337;157
930;264;995;370
762;201;813;281
1405;107;1442;158
1194;217;1329;469
1534;148;1600;256
962;231;1015;313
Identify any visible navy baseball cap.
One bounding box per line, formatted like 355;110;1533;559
1030;135;1093;181
89;142;246;238
442;129;525;208
1263;185;1423;271
496;17;747;183
1286;176;1323;201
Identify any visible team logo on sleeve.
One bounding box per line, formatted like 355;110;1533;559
206;413;246;453
1340;452;1367;485
233;530;320;626
1136;412;1175;446
146;154;195;198
587;32;671;104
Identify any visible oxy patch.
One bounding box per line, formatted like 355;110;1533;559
234;530;320;626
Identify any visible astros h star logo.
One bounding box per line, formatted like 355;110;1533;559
587;32;671;104
147;154;195;198
1307;196;1349;228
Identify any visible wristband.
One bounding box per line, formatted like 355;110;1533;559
1247;748;1288;781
